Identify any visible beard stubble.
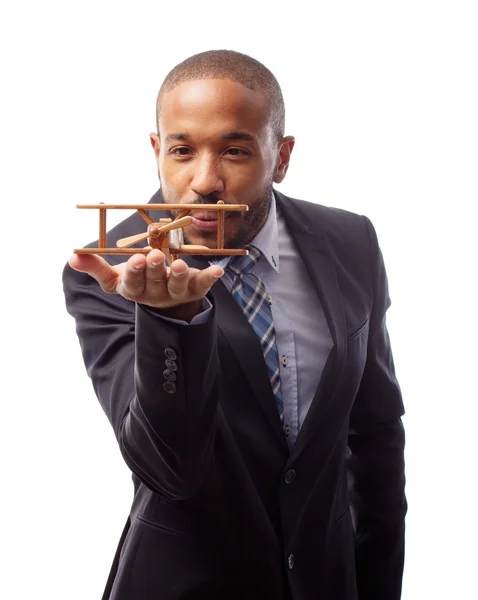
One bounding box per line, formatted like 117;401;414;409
160;180;274;263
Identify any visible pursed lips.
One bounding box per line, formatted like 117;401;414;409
190;211;219;221
190;211;222;231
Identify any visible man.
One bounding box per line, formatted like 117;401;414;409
63;49;406;600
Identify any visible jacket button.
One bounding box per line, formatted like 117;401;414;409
165;348;177;361
288;554;295;570
163;381;176;394
285;469;296;484
163;369;177;382
165;359;177;371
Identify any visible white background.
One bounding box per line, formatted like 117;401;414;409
1;1;477;598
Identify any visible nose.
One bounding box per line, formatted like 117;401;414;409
190;155;225;197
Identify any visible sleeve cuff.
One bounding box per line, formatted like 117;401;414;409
139;297;213;325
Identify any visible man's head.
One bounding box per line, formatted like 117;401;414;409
150;49;295;249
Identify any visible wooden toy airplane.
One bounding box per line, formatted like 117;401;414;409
74;201;249;264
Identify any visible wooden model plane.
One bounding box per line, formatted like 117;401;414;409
74;201;249;264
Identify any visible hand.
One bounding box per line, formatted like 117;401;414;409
69;249;224;319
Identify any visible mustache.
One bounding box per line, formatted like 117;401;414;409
188;194;224;205
165;195;230;221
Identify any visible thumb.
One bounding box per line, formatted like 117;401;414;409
190;265;224;297
69;253;120;293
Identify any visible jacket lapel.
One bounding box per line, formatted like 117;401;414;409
275;192;347;456
211;281;289;452
185;250;288;452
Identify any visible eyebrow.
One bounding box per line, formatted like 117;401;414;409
165;133;190;142
165;131;256;143
222;131;256;141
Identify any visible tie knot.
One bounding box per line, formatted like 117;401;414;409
227;246;261;276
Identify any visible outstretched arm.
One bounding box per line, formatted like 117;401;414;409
63;249;224;499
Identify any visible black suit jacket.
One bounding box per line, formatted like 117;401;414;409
63;189;406;600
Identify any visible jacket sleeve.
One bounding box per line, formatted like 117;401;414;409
347;216;407;600
62;264;220;500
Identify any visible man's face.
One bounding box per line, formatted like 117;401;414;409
150;78;294;248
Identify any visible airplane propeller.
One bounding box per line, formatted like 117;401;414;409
116;216;192;249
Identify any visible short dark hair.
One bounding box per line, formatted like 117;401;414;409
156;49;285;141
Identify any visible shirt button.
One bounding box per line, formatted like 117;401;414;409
288;554;295;570
284;425;291;437
163;369;177;382
285;469;296;484
163;381;176;394
165;348;177;361
165;359;177;371
281;355;287;367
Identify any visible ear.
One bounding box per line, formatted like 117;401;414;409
149;132;161;159
273;136;295;183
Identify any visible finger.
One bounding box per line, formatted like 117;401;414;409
145;249;168;286
119;254;148;298
167;259;190;298
69;253;109;274
69;254;119;293
189;265;224;297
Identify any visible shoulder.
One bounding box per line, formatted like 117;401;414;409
274;190;377;251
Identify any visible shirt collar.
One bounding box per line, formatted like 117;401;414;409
211;194;280;273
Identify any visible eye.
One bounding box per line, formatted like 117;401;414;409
223;147;250;157
170;147;193;156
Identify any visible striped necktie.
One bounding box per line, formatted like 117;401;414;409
227;246;284;421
